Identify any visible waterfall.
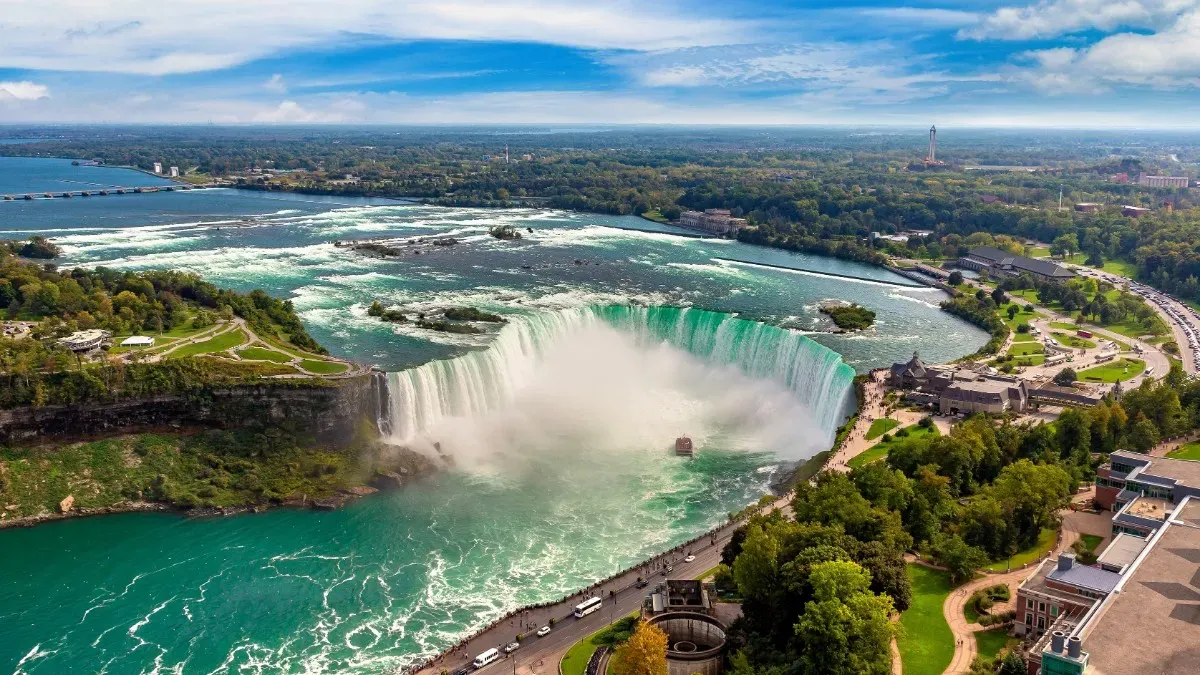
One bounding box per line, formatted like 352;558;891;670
381;306;856;453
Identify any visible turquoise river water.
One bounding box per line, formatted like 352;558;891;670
0;158;986;674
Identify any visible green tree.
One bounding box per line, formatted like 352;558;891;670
1006;304;1019;321
999;652;1026;675
733;525;779;601
1054;367;1078;387
793;561;895;675
930;533;989;584
1127;416;1161;454
948;270;964;286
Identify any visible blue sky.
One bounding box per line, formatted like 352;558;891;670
1;0;1199;126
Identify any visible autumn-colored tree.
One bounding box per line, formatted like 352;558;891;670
611;621;668;675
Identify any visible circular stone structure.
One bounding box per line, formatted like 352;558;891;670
646;612;727;675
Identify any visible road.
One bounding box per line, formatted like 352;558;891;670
1067;265;1199;375
412;497;788;675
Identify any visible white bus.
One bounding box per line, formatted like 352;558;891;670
574;596;602;618
474;648;500;669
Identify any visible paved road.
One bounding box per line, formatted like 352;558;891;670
413;496;789;675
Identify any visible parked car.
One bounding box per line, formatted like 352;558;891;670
537;625;552;637
684;555;695;563
504;642;520;654
635;579;649;588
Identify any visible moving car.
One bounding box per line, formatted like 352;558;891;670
504;642;520;654
684;555;695;563
536;625;552;637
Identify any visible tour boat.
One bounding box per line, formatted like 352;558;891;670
674;436;694;457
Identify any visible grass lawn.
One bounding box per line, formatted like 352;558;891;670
898;564;955;675
964;598;982;624
167;328;247;359
238;346;292;363
1008;342;1045;357
1027;245;1051;258
849;424;939;469
1077;358;1145;383
866;418;900;440
300;359;348;375
560;614;638;675
1011;332;1036;342
1078;534;1103;554
999;302;1039;331
985;527;1057;572
1052;332;1097;349
1100;259;1139;278
639;209;669;224
1049;321;1081;331
974;628;1018;661
1167;441;1200;460
1012;355;1046;367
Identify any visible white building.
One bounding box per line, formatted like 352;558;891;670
152;162;163;174
169;166;179;178
58;329;112;352
120;335;156;348
678;209;748;237
1138;175;1189;188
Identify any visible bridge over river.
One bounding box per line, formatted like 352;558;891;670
2;184;215;201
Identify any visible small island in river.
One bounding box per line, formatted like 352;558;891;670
820;302;876;331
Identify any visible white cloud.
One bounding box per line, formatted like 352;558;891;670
857;7;980;28
0;80;50;101
961;0;1195;41
252;100;344;123
264;74;287;93
615;43;996;106
0;1;750;75
1009;6;1200;90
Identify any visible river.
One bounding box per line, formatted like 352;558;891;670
0;158;986;674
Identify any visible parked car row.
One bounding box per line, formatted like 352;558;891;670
1128;281;1200;371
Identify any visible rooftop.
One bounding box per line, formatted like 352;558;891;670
1082;498;1200;674
1115;451;1200;489
1125;496;1175;521
1046;554;1122;594
1095;533;1149;573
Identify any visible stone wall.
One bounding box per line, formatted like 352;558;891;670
0;374;384;447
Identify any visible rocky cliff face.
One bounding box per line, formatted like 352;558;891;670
0;374;385;447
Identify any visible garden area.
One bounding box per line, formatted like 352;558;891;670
560;615;638;675
898;564;954;675
1167;441;1200;460
849;422;939;469
866;418;900;440
1077;358;1146;383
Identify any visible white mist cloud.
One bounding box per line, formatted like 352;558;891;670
264;73;287;93
400;321;829;474
0;80;50;101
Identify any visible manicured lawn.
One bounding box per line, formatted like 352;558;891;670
1078;534;1103;554
1049;321;1081;331
238;346;292;363
1052;332;1097;349
167;329;247;358
849;425;939;469
1027;246;1051;258
1077;358;1145;383
1100;259;1139;278
1011;332;1035;342
300;359;348;374
975;628;1018;661
1167;441;1200;460
1012;355;1046;366
898;564;955;675
1008;342;1045;357
964;598;982;624
639;209;668;224
999;302;1039;331
866;418;900;440
985;527;1057;572
560;614;638;675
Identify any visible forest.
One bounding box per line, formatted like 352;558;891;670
712;369;1195;675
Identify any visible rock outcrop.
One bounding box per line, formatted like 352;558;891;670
0;375;385;448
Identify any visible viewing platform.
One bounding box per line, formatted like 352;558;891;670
2;184;203;201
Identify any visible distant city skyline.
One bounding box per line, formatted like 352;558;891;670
1;1;1200;126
